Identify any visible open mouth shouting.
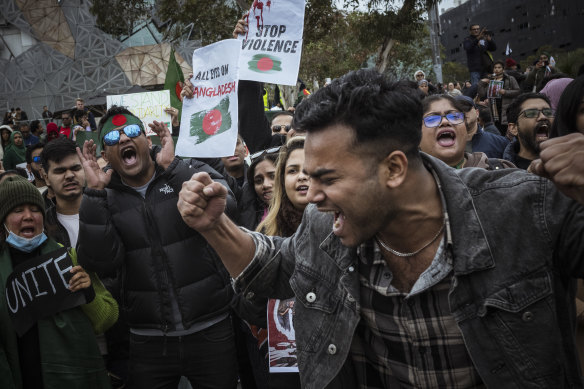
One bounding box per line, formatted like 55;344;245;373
296;184;309;196
535;122;550;143
333;211;346;235
19;225;37;238
436;129;457;147
120;145;138;166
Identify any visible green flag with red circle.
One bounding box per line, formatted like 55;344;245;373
189;96;232;144
248;54;282;73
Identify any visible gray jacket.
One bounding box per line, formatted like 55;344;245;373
235;153;584;388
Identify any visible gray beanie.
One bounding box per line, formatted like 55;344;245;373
0;176;45;224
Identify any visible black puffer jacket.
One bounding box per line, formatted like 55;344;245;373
78;154;237;331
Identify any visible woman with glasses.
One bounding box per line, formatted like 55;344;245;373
420;95;514;169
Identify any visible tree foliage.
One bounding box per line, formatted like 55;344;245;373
90;0;151;38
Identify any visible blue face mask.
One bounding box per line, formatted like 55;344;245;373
4;225;47;253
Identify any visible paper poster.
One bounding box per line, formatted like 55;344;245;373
175;39;240;158
107;90;172;136
267;298;299;373
5;248;88;336
238;0;306;86
487;80;504;99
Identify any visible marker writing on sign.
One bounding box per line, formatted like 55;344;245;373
193;64;230;81
6;252;71;313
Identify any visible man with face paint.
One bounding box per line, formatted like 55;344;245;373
76;106;239;389
503;93;554;170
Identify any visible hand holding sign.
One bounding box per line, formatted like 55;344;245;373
68;265;91;292
5;248;89;336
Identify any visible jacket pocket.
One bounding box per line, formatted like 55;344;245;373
479;271;563;382
290;264;341;354
290;263;340;314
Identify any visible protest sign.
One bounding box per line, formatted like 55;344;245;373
238;0;306;86
267;298;299;373
487;80;504;99
107;90;171;136
5;247;88;336
175;39;240;158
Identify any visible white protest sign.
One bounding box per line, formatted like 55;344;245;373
106;90;171;136
238;0;305;86
175;39;240;158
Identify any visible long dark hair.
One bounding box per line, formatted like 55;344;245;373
550;76;584;138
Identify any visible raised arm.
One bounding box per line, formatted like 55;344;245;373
178;172;256;276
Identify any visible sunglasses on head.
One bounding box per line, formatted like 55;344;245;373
103;124;142;146
519;108;554;119
32;156;41;163
272;124;291;133
250;146;281;162
423;112;465;128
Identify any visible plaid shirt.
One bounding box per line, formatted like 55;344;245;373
350;219;484;388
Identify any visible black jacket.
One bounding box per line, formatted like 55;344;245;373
78;154;237;331
463;35;496;74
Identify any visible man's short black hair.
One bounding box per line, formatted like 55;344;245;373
30;120;41;132
40;136;78;172
18;122;29;131
293;69;423;164
478;105;493;123
506;93;551;124
26;142;45;164
270;111;293;125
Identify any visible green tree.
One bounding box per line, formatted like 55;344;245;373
90;0;151;38
441;61;469;84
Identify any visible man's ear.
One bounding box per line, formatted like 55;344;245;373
381;150;409;189
507;123;518;137
40;167;50;187
101;149;108;163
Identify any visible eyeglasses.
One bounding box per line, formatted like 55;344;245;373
271;124;291;133
103;124;142;146
519;108;554;119
32;156;41;163
250;146;281;162
423;112;465;128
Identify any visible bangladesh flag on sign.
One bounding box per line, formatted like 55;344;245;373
248;54;282;73
190;97;232;143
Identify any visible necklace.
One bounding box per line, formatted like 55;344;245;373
376;220;445;257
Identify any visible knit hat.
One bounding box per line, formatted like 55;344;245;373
46;122;58;134
505;58;517;68
0;176;45;224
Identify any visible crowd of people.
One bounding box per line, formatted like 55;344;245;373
1;16;584;389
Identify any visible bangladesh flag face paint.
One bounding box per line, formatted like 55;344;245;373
248;54;282;73
190;96;232;143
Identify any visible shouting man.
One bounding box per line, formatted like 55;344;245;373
178;69;584;388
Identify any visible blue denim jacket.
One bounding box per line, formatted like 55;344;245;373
235;154;584;389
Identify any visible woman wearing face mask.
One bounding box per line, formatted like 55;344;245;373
477;60;520;135
2;130;26;171
0;176;117;389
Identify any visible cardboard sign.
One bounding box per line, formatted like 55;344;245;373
267;297;299;373
5;248;87;336
238;0;306;86
175;39;240;158
106;90;172;136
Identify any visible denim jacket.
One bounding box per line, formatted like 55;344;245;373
235;153;584;389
